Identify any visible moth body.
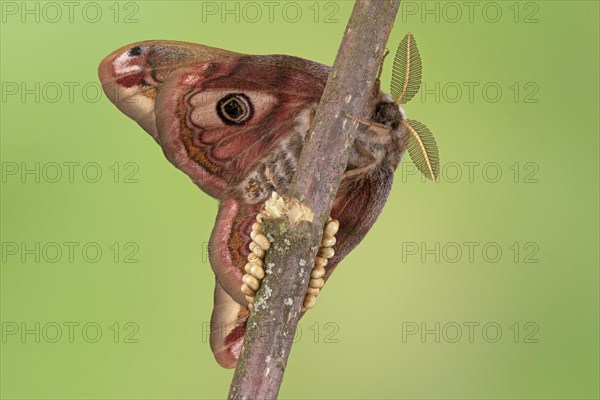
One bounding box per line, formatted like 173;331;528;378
99;40;407;368
239;93;407;205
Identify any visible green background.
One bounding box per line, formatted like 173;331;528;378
1;1;598;399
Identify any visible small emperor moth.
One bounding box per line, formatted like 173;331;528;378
98;33;439;368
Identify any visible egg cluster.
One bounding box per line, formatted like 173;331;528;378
241;214;339;311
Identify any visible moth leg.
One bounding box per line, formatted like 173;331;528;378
241;214;339;312
373;48;390;97
344;165;374;179
301;218;339;312
344;141;377;179
346;112;394;142
354;140;377;161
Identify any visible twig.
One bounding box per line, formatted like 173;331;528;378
228;1;401;399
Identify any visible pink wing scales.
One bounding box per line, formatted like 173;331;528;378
207;198;259;368
210;279;249;369
208;198;262;306
98;40;240;142
153;56;328;196
99;39;328;197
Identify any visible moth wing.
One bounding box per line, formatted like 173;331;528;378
210;279;249;369
325;166;395;281
100;41;329;198
152;56;328;198
208;198;262;306
208;199;258;369
98;40;241;141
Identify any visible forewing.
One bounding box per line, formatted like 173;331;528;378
153;55;329;198
98;40;240;140
100;41;329;199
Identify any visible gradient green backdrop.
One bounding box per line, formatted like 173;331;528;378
1;1;598;399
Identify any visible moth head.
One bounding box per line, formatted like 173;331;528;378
372;92;407;147
373;101;404;130
373;91;405;124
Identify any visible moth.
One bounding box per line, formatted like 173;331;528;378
98;33;438;368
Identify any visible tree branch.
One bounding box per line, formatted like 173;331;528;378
228;1;401;399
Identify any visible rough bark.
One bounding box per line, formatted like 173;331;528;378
228;1;401;399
